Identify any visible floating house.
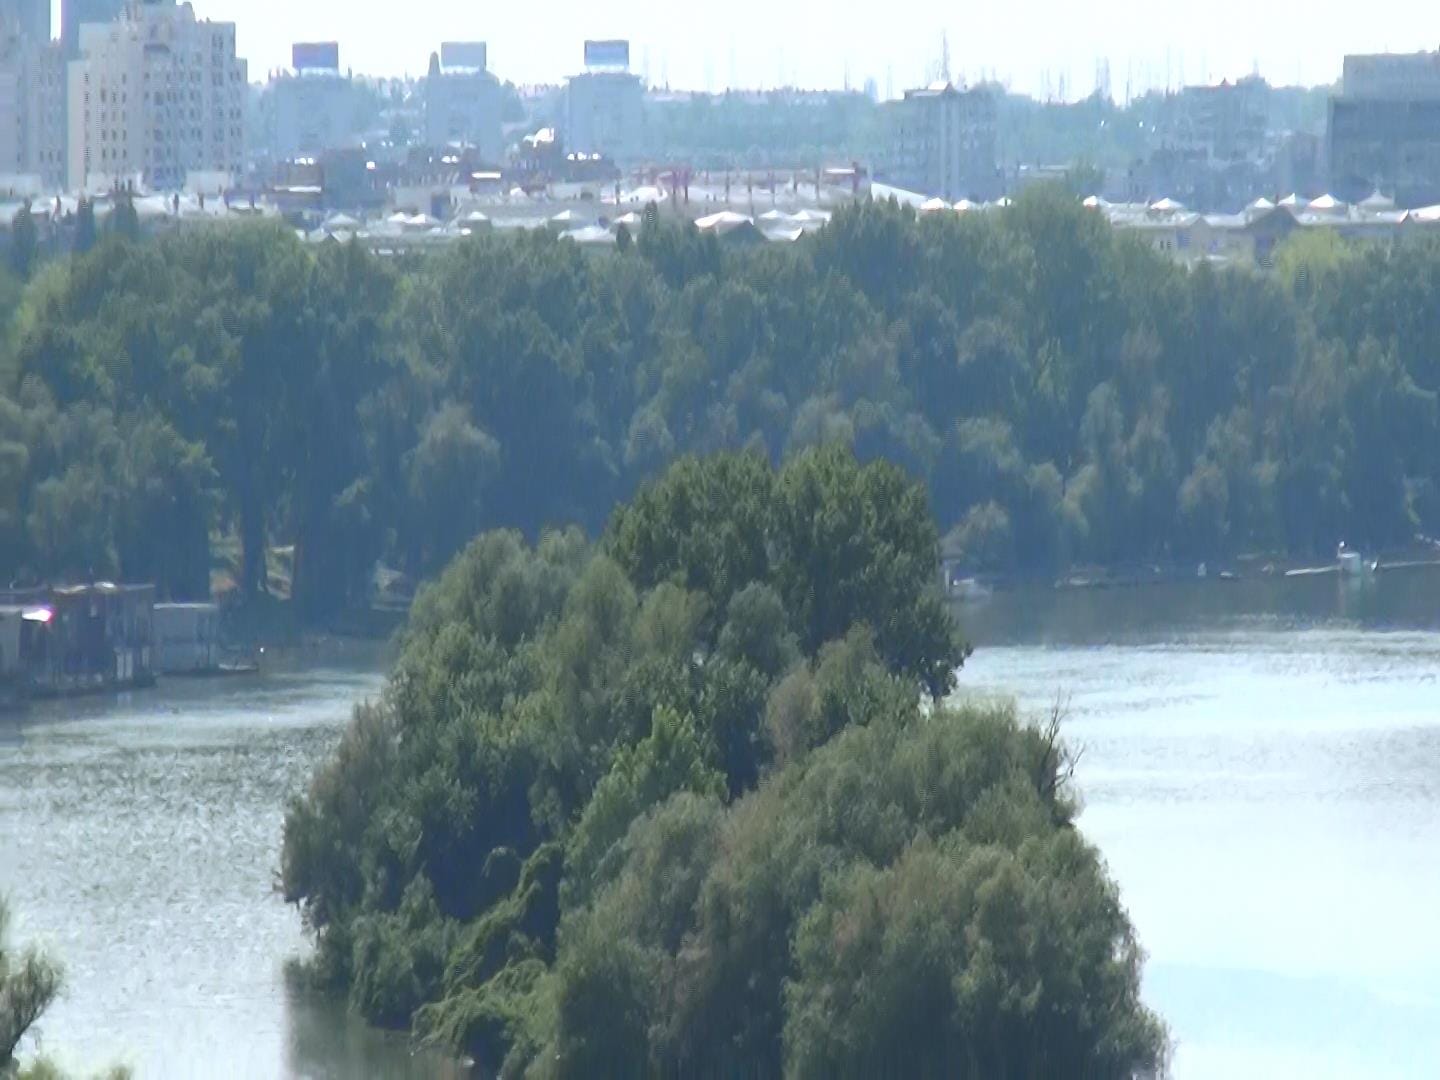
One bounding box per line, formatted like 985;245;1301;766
0;583;156;696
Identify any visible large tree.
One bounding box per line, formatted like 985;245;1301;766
1;899;63;1071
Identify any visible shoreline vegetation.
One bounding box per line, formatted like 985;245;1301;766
1;897;130;1080
3;187;1438;635
280;449;1169;1076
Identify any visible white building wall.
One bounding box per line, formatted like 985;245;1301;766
0;43;21;176
0;33;67;191
68;0;246;192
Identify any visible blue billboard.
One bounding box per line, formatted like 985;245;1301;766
440;41;487;71
292;42;340;71
584;39;630;70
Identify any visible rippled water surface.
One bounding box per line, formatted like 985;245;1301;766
3;571;1439;1077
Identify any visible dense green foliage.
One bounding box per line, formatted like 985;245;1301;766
2;189;1437;614
280;449;1166;1076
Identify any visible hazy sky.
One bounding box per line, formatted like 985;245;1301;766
184;0;1438;97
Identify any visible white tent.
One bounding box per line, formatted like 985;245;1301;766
694;210;755;237
561;225;617;246
1359;190;1395;212
919;197;952;213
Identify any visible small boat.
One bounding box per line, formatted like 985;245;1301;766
1337;542;1377;577
950;577;992;602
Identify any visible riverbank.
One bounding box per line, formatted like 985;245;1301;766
220;594;409;650
947;540;1440;598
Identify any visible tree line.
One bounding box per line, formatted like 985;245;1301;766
2;189;1437;615
280;447;1168;1075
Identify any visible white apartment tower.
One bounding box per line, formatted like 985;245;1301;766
67;0;246;191
0;29;68;191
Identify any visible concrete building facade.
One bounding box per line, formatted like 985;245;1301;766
270;70;359;159
0;29;68;190
67;0;246;191
880;82;997;202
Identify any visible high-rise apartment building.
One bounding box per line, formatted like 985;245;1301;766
0;0;51;43
561;39;643;161
423;43;502;161
880;82;997;202
0;27;68;190
267;42;360;160
67;0;246;191
564;72;643;159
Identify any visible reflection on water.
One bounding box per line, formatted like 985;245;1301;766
285;983;465;1079
4;572;1440;1078
956;568;1440;1079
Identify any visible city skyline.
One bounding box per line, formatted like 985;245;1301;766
27;0;1437;97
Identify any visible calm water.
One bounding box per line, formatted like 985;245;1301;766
958;568;1440;1078
0;643;458;1079
2;571;1439;1077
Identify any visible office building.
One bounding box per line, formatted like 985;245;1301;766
67;0;246;191
268;42;361;159
563;39;643;160
0;28;67;189
1329;49;1440;207
564;72;643;159
423;42;502;161
879;81;997;202
0;0;50;42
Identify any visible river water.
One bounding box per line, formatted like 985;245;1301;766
3;571;1439;1077
958;569;1440;1078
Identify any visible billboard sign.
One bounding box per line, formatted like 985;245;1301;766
584;39;630;70
292;42;340;71
440;41;488;71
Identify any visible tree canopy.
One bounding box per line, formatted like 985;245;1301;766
2;189;1437;609
280;449;1165;1076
